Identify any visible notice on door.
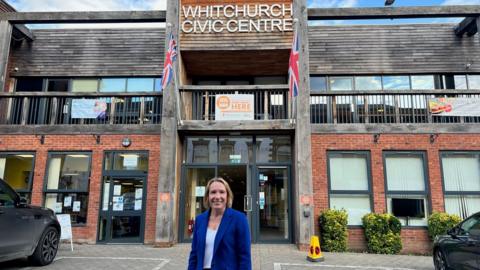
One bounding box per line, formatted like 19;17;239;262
215;94;254;120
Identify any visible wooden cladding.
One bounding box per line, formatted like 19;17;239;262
309;24;480;75
9;28;165;77
180;0;293;51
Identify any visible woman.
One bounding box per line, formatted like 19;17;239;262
188;177;252;270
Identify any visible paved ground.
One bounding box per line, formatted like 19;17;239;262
0;244;434;270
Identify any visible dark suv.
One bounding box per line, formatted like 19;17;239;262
0;178;60;266
433;211;480;270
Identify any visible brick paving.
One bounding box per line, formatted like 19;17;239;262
0;244;434;270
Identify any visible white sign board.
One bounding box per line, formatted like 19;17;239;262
56;214;74;251
71;99;107;119
195;186;206;197
215;94;254;120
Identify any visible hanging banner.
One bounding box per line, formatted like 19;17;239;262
215;94;254;120
71;99;107;119
429;98;480;116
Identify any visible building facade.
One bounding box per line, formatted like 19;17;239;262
0;0;479;254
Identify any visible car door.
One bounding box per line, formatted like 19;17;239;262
0;181;34;261
456;214;480;270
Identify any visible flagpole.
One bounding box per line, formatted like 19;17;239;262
166;23;183;126
290;18;299;125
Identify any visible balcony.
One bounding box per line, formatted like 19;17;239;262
310;90;480;125
179;85;290;121
0;92;162;126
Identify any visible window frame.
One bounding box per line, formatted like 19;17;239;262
383;151;431;227
440;151;480;218
0;152;36;200
43;151;92;227
327;151;373;227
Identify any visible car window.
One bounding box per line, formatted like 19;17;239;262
0;187;15;208
460;215;480;237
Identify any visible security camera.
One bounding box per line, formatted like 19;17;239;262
13;67;19;72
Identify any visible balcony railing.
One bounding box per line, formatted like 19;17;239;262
310;90;480;124
0;92;162;126
179;85;290;120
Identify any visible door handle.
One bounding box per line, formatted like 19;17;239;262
244;195;252;212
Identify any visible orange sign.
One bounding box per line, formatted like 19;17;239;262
215;94;254;120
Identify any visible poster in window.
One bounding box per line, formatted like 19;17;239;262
113;196;124;211
64;196;72;207
54;202;63;213
134;199;142;210
71;99;107;119
73;201;81;212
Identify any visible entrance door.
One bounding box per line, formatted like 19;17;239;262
98;176;146;243
254;166;290;242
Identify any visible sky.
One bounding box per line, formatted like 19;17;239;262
5;0;480;28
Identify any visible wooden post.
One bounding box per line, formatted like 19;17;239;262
0;20;12;92
155;0;180;246
294;0;315;249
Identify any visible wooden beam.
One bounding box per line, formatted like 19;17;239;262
455;17;478;37
155;0;178;246
178;120;294;131
308;5;480;20
180;84;289;91
311;123;480;134
12;24;34;41
0;10;166;23
0;92;163;97
0;20;12;92
294;0;315;249
0;124;161;135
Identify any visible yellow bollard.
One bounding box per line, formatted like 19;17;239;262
306;236;324;262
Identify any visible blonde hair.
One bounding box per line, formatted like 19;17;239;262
203;177;234;209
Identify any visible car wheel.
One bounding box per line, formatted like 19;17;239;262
29;226;59;266
434;249;448;270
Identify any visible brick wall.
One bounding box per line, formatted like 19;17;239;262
311;133;480;254
0;134;161;244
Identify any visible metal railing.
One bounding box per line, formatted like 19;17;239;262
0;92;162;125
310;90;480;124
179;85;290;120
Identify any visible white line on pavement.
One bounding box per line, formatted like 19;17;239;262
55;256;170;270
273;263;417;270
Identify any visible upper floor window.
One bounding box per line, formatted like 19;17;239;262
355;76;382;91
383;76;410;90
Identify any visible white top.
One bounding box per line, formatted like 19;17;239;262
203;228;217;269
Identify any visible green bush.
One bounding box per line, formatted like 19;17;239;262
319;209;348;252
362;213;402;254
428;212;462;239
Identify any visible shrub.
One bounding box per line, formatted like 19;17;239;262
428;212;462;239
362;213;402;254
319;209;348;252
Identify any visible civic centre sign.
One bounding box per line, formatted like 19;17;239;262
181;4;294;33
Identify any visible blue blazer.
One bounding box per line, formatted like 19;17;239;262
188;208;252;270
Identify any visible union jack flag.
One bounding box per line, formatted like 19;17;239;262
160;33;177;91
288;30;299;98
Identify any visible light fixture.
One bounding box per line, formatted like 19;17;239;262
36;135;45;145
122;137;132;147
93;134;101;144
373;134;381;143
385;0;395;6
430;134;438;144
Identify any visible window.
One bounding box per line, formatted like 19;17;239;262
329;77;353;91
99;78;127;92
185;137;218;164
0;153;35;202
104;152;149;171
47;79;69;92
127;78;155;92
44;153;91;225
310;76;327;92
72;79;98;92
384;152;429;226
411;75;435;90
328;152;372;225
0;181;16;208
15;77;44;92
383;76;410;90
441;152;480;219
355;76;382;91
468;75;480;89
256;136;291;163
218;137;253;164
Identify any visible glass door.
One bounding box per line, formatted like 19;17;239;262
180;167;216;241
254;166;290;242
98;176;146;243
